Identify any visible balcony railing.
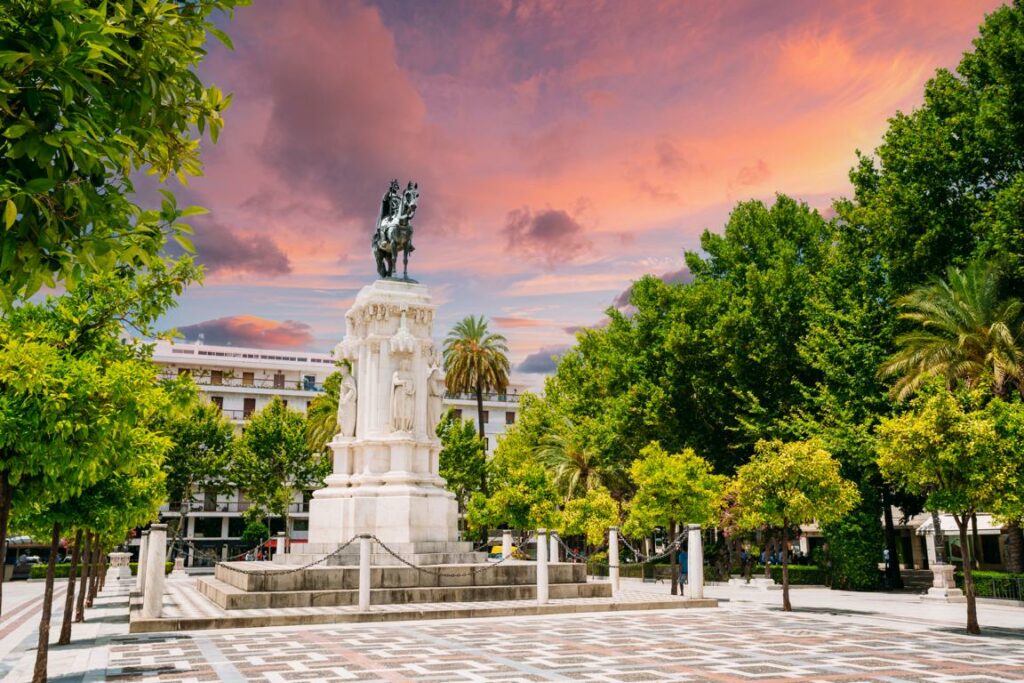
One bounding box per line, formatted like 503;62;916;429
166;500;311;514
160;372;323;393
445;391;522;403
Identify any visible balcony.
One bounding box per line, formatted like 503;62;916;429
161;372;323;393
445;391;522;403
165;500;311;514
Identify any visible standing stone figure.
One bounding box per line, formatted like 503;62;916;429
427;359;445;433
336;366;357;438
391;358;415;432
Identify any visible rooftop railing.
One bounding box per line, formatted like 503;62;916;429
159;372;323;393
445;391;522;403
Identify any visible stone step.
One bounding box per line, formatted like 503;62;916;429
196;575;612;610
214;561;589;593
275;551;486;567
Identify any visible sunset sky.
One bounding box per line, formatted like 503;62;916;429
158;0;1004;386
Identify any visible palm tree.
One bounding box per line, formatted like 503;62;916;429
443;315;510;466
305;370;341;458
536;418;619;502
880;259;1024;571
880;260;1023;401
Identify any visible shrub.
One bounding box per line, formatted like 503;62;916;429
821;497;884;591
29;561;172;579
955;570;1024;600
745;564;829;585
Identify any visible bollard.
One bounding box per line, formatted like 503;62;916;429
142;524;167;619
502;529;513;559
136;530;150;594
276;531;287;559
358;534;371;612
609;527;620;598
549;532;559;564
536;528;549;605
687;524;704;599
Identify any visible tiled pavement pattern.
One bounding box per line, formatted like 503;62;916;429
105;606;1024;682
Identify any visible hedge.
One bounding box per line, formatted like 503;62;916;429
30;561;172;580
744;564;829;585
955;570;1024;601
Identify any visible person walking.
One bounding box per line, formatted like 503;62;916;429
678;544;689;591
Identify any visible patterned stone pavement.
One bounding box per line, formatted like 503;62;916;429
103;604;1024;682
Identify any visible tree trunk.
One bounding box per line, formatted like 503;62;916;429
881;489;904;589
931;510;947;564
971;513;981;570
91;536;103;600
1006;520;1024;573
58;529;82;645
74;532;91;622
0;469;11;616
32;522;61;683
781;522;791;612
956;515;980;635
669;521;678;596
86;537;99;607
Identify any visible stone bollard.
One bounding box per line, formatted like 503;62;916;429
142;524;167;619
358;534;371;612
502;529;513;559
276;531;287;559
549;532;559;564
922;563;966;603
136;530;150;594
609;526;620;598
536;529;549;605
108;552;132;582
169;556;187;580
687;524;704;599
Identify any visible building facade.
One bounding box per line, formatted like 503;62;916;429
150;340;523;563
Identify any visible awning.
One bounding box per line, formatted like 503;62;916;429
916;513;1002;535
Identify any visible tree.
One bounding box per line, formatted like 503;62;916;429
0;0;247;305
876;387;1024;635
880;260;1023;401
536;417;621;502
732;439;859;612
559;487;619;547
159;384;234;553
233;397;328;534
305;370;341;458
437;409;486;515
443;315;510;456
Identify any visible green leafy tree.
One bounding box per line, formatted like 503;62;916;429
305;370;341;458
437;409;486;515
733;439;859;611
0;0;247;305
443;315;510;451
876;388;1024;635
537;417;622;502
159;383;234;551
559;486;619;547
233;397;328;533
240;520;269;550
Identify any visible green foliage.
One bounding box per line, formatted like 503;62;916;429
305;370;341;458
733;439;860;531
537;417;621;502
29;561;172;580
820;492;885;591
0;0;248;304
747;565;829;586
624;443;724;537
437;409;485;510
240;521;268;548
443;315;510;440
559;487;619;546
955;571;1024;599
233;397;328;523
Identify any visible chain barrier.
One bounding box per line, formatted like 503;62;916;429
222;535;361;576
370;535;519;577
554;534;604;562
614;534;684;566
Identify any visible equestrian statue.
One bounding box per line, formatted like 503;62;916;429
372;179;419;280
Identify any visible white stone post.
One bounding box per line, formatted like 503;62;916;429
221;545;228;562
536;529;549;605
549;532;559;564
609;526;620;598
502;529;513;559
169;556;187;579
276;531;287;559
687;524;704;599
136;530;149;593
358;534;371;612
142;524;167;619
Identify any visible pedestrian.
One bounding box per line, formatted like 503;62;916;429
678;544;689;589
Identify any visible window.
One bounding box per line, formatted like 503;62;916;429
211;396;224;411
982;535;1002;564
303;375;316;391
210;370;223;385
242;371;254;387
193;517;222;539
273;373;285;389
228;517;246;538
292;519;309;532
177;368;191;377
506;411;516;425
243;397;256;418
453;409;462;420
481;410;489;424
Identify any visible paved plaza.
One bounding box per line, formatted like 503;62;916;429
1;577;1022;682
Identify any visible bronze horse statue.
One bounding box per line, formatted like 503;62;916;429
372;180;418;280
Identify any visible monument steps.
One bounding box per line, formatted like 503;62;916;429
196;574;611;610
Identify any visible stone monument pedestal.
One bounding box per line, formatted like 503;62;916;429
921;564;966;603
108;552;133;580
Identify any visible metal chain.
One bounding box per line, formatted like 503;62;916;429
554;534;603;561
615;534;684;565
223;535;361;576
370;535;518;577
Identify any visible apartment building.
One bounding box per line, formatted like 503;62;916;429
150;340;524;563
